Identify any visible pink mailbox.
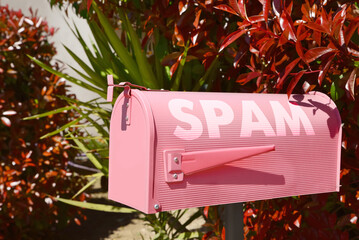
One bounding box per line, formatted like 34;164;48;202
107;79;341;214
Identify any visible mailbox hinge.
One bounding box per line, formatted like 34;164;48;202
106;75;148;102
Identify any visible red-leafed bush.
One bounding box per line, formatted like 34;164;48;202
0;5;86;239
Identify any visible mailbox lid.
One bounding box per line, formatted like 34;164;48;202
139;90;341;213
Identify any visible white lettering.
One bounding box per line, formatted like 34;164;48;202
168;99;203;140
240;100;276;137
200;100;234;138
269;101;315;136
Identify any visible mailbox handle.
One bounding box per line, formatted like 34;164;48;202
107;75;148;102
181;145;275;175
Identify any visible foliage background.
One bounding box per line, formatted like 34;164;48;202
0;5;87;239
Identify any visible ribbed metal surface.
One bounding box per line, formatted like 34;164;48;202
143;91;341;211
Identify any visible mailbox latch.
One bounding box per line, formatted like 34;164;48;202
164;145;275;183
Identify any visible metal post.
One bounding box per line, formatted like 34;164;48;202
224;202;244;240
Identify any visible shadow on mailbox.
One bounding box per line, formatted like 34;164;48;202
107;76;341;214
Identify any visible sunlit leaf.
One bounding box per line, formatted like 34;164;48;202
2;110;16;116
228;0;240;16
40;117;84;139
237;0;248;20
276;57;301;90
1;117;11;127
304;47;337;63
92;3;142;85
318;54;335;85
23;106;76;120
87;0;93;12
262;0;270;23
279;10;297;41
67;132;105;172
56;197;137;213
117;8;158;89
219;29;247;52
214;4;239;16
287;70;306;97
72;172;103;199
345;68;357;100
28;55;106;98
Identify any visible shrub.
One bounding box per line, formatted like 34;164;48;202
0;5;86;239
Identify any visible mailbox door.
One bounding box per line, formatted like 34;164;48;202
143;91;341;213
108;90;156;213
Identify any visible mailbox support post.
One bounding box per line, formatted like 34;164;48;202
224;202;244;240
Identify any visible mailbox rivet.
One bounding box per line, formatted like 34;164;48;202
154;204;160;210
173;173;178;179
174;157;178;163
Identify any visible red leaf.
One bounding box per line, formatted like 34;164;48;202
45;171;58;178
345;21;359;45
193;9;202;29
204;206;210;218
259;38;275;57
174;24;185;47
214;4;239;16
276;57;301;90
170;58;180;77
305;22;328;34
262;0;270;23
236;72;260;85
237;0;248;20
318;54;335;85
348;47;359;57
248;15;265;24
279;10;297;41
162;52;182;66
345;68;357;100
272;0;282;18
286;0;293;15
296;25;309;64
87;0;93;12
228;0;241;15
221;227;226;239
219;29;247;52
141;28;153;49
74;218;81;226
304;47;337;63
1;117;11;127
287;70;306;97
319;8;330;34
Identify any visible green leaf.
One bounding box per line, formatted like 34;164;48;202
72;172;104;199
23;105;76;120
56;197;137;213
193;55;220;91
171;42;190;91
93;3;142;84
40;117;84;139
177;232;200;239
330;81;344;101
28;55;106;98
118;8;158;89
68;132;106;173
63;45;107;89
